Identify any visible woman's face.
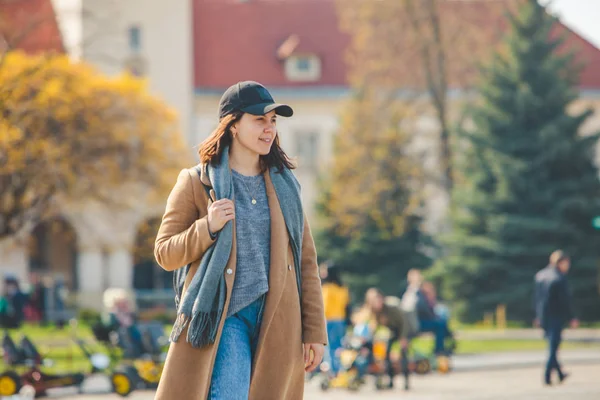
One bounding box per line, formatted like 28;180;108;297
233;111;278;156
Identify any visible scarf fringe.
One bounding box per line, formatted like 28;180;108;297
170;157;303;349
169;313;190;343
186;310;219;348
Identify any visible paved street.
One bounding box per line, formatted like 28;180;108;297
22;362;600;400
451;348;600;371
305;364;600;400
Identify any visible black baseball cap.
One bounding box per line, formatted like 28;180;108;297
218;81;293;119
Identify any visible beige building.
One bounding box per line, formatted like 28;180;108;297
3;0;600;310
1;0;194;309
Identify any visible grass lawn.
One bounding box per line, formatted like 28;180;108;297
0;342;106;376
411;337;597;355
1;323;116;375
1;323;597;374
451;321;600;331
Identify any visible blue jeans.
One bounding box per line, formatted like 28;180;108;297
544;319;564;383
419;319;450;354
209;296;265;400
326;320;346;374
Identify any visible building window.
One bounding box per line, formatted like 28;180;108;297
296;57;311;71
285;54;321;82
128;25;141;53
295;132;319;169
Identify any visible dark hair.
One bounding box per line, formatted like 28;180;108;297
198;112;295;173
322;262;343;286
3;277;20;293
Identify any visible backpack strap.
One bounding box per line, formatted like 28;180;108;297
194;165;214;202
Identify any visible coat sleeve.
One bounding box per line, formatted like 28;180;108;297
557;277;574;321
532;277;538;318
154;169;216;271
300;215;328;345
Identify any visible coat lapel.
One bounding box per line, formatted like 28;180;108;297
254;170;289;354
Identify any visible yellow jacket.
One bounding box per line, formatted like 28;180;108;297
322;282;350;321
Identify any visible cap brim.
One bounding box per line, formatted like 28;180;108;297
241;103;294;117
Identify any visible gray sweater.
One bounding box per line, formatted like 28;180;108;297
227;169;271;317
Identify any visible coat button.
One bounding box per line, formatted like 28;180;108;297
288;265;292;271
226;268;233;275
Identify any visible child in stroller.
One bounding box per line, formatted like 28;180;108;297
92;288;167;360
320;294;429;393
319;321;373;392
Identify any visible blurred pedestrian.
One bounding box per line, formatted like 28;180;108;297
52;275;69;328
364;288;408;389
26;271;47;324
402;269;452;355
534;250;578;386
320;262;351;377
103;288;144;357
154;81;327;400
0;275;28;328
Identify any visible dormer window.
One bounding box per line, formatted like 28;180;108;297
285;54;321;82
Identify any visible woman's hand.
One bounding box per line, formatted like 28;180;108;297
303;343;325;372
207;199;235;234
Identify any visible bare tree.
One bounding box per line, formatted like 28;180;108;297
337;0;509;199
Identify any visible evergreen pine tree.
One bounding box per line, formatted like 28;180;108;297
439;0;600;322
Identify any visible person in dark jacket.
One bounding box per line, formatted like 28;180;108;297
0;276;28;329
403;269;452;355
26;271;47;323
534;250;578;386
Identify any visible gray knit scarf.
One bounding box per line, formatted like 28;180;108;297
170;148;304;348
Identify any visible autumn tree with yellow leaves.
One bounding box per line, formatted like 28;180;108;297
314;1;511;295
315;1;498;294
315;87;434;296
0;51;188;239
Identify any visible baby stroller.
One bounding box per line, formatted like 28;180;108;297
319;324;372;392
91;318;168;396
89;289;169;397
319;322;432;392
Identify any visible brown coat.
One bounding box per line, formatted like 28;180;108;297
153;166;328;400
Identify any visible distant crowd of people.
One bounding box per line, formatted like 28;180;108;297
319;247;579;388
0;272;68;328
320;263;455;388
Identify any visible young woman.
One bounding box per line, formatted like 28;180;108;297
153;81;327;400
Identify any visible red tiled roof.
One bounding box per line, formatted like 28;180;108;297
193;0;600;90
555;24;600;90
193;0;349;89
0;0;64;54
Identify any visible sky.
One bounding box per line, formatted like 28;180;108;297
544;0;600;48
